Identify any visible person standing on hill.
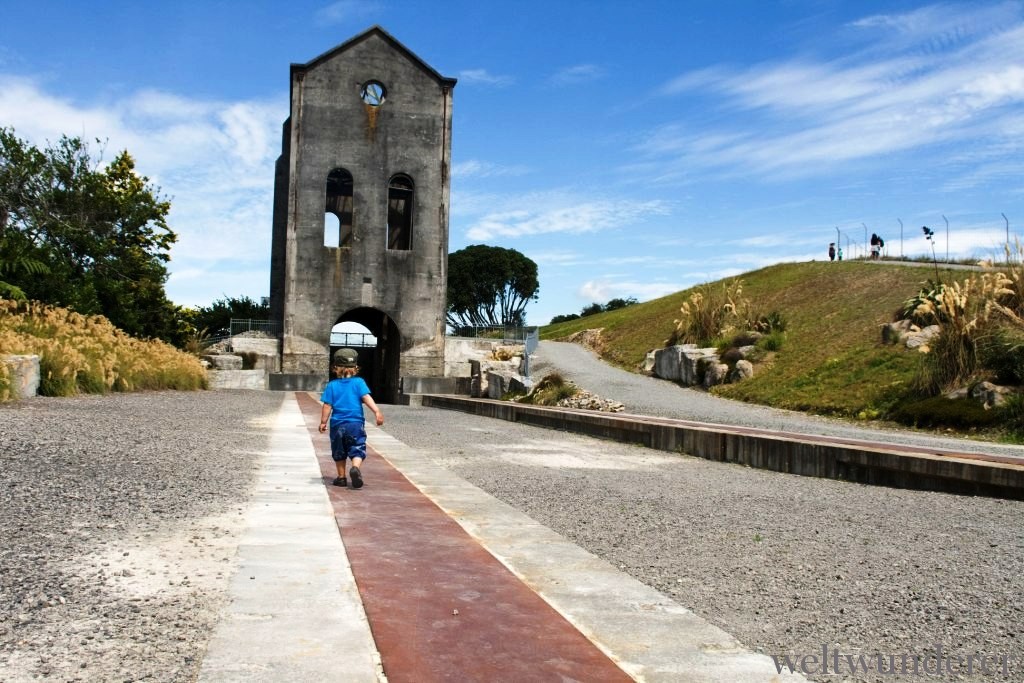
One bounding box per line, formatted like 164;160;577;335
828;243;836;261
318;347;385;489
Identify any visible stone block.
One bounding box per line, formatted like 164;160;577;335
703;363;729;387
486;372;506;399
3;355;40;398
207;369;267;390
203;354;244;370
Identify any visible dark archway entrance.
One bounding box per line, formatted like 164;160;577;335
330;307;401;404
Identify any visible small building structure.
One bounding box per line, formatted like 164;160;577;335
269;26;456;401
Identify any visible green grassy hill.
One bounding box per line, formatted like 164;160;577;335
541;260;972;421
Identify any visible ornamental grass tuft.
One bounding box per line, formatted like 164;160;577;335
0;299;207;401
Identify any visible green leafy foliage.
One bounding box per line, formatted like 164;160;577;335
191;295;270;338
517;373;578;406
0;127;181;342
552;297;639;324
889;396;1002;430
447;244;539;330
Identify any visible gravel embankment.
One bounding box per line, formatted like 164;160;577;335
0;390;284;683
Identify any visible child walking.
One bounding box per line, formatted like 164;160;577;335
318;348;385;489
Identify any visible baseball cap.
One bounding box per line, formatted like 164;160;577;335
333;347;359;367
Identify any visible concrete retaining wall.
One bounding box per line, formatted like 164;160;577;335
208;370;268;390
420;395;1024;500
269;373;327;392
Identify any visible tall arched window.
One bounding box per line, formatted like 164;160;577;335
325;169;354;248
387;174;413;250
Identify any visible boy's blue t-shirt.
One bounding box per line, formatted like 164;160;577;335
320;377;371;424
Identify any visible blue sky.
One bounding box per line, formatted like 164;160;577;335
2;1;1022;326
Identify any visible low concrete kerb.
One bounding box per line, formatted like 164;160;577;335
419;395;1024;500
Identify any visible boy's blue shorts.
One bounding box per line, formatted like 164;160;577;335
329;422;367;462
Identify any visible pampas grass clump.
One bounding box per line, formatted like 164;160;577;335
0;300;207;401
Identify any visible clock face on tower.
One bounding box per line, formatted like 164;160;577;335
360;81;386;106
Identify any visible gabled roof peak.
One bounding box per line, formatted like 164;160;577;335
292;25;457;87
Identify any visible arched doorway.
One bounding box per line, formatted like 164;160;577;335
330;308;401;404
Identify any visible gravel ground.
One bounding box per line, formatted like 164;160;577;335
0;390;284;683
381;406;1024;683
375;341;1024;683
2;343;1022;683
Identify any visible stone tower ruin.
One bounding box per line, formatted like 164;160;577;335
269;26;456;402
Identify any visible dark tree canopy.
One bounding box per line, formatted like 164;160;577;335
193;295;270;338
0;127;180;341
446;244;539;330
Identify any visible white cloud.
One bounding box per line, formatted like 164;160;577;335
645;5;1024;179
0;75;285;305
549;64;604;85
465;194;673;240
314;0;382;27
452;159;530;178
457;69;515;87
578;279;682;303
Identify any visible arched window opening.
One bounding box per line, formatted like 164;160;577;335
325;168;354;248
387;174;413;250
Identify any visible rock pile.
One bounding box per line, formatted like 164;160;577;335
556;390;625;413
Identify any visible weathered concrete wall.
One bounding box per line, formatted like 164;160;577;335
270;27;455;397
207;370;268;390
2;355;40;399
420;395;1024;500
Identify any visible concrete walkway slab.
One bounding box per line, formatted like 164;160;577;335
198;396;380;682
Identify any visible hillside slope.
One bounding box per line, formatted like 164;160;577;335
541;261;968;419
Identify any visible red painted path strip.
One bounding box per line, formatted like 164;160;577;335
295;393;632;683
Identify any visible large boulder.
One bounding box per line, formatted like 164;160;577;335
730;360;754;382
971;381;1013;409
703;362;729;388
653;344;719;384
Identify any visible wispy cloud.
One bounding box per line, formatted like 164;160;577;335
0;75;284;305
452;159;530;178
464;192;672;240
643;4;1024;180
314;0;383;27
549;64;604;86
457;68;515;87
577;279;681;303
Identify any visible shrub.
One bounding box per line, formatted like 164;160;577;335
889;396;1002;430
751;310;787;334
1001;393;1024;437
518;373;578;406
977;328;1024;385
758;331;785;352
667;279;748;347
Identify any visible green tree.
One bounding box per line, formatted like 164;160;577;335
0;127;180;340
193;295;270;337
446;244;539;330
